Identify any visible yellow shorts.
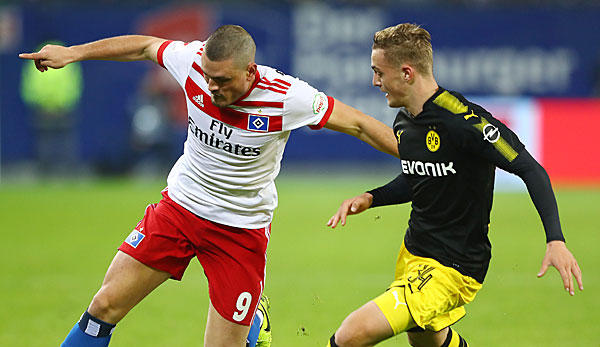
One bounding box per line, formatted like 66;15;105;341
373;243;482;333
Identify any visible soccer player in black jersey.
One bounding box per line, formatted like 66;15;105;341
325;23;583;347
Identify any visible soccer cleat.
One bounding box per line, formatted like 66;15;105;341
256;294;272;347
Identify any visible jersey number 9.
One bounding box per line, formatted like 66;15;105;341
233;292;253;322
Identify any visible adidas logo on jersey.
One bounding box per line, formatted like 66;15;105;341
193;94;204;107
401;160;456;177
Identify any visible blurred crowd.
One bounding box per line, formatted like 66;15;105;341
5;0;600;7
4;0;599;182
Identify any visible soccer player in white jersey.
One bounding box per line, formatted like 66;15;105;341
19;25;399;347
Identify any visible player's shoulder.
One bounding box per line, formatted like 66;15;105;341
426;87;493;127
252;65;293;100
427;88;468;116
257;65;298;87
256;65;322;102
167;40;205;54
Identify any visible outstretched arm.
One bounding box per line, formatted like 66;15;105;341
19;35;166;72
327;174;412;228
508;150;583;295
324;99;399;158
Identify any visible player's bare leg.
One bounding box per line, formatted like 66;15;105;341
61;251;171;346
88;250;171;324
204;300;252;347
331;301;394;347
408;327;470;347
406;328;448;347
330;299;464;347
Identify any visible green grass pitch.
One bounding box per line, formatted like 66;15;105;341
0;174;597;346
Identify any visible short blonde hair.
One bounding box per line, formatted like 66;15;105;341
372;23;433;75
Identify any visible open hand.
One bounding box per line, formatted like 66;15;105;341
327;193;373;228
537;240;583;296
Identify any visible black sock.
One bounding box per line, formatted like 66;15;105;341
329;334;340;347
78;310;116;337
440;328;468;347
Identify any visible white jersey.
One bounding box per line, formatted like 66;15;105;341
157;40;334;228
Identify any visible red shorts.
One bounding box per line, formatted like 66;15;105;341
118;190;270;325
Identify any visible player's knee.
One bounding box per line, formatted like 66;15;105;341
407;336;435;347
406;328;447;347
407;334;436;347
89;289;124;324
333;329;361;347
406;336;425;347
334;323;376;347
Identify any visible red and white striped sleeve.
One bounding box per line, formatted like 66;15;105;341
281;78;334;131
157;40;205;87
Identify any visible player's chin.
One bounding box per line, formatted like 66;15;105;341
387;99;401;108
383;94;396;107
211;96;230;108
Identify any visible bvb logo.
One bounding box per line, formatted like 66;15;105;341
426;130;441;152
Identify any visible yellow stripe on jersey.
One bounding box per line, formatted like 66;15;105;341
432;90;518;162
433;91;468;114
473;118;519;162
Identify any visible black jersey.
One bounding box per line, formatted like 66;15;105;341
393;87;526;283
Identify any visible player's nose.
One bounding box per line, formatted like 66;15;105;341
207;78;219;92
372;73;381;87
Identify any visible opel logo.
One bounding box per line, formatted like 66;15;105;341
483;124;500;143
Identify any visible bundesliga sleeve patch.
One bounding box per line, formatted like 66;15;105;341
248;115;269;132
312;92;328;115
125;229;145;248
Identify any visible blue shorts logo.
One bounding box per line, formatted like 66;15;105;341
125;229;145;248
248;115;269;132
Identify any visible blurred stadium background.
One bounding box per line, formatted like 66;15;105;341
1;1;599;346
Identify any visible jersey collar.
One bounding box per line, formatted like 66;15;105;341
406;87;446;122
232;68;261;106
423;86;446;111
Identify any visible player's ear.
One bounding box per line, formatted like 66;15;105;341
246;62;257;81
401;65;413;82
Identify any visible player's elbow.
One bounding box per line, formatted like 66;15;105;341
324;119;362;138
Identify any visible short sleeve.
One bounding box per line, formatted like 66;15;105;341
464;112;526;171
158;40;205;87
282;79;334;131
